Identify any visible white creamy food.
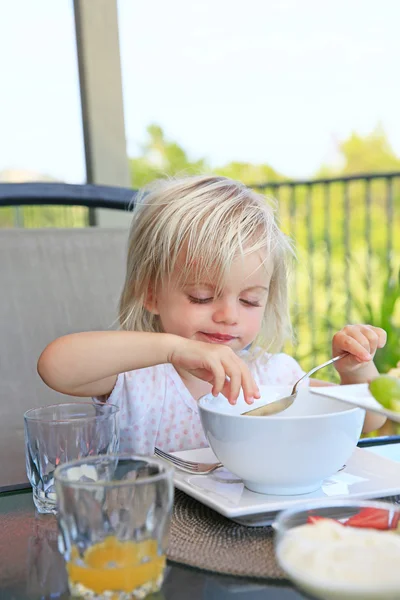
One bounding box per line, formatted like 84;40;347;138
277;520;400;600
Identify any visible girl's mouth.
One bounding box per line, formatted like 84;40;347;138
200;332;238;343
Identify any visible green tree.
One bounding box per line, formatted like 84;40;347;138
130;125;208;187
214;162;283;186
340;125;400;174
317;124;400;177
130;124;284;188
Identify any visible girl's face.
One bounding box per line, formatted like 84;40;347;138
148;251;272;352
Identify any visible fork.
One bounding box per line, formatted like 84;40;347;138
154;447;223;474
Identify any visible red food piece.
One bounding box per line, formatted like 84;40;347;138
307;515;340;525
345;508;389;530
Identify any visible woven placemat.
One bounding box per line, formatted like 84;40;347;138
167;490;285;579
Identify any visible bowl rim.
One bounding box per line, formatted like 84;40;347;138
273;498;400;531
198;393;362;421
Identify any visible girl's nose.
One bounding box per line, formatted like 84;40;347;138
212;300;239;325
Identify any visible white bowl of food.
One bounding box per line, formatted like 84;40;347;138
274;499;400;600
198;385;365;495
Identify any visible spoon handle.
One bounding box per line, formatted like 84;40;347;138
292;353;349;395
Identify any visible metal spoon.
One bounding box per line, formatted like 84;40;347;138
242;353;349;417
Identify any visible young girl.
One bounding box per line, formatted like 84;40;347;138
38;176;387;453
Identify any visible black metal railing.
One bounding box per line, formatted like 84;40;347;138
1;175;399;377
0;183;136;227
252;172;400;375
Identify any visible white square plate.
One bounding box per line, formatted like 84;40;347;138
172;446;400;526
309;383;383;410
309;383;400;423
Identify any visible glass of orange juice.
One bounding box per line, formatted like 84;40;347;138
54;454;174;599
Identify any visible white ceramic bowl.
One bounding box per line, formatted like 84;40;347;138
274;499;400;600
198;385;365;495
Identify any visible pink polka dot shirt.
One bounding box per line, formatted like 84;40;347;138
100;352;305;454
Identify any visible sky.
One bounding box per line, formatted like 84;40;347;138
1;0;400;183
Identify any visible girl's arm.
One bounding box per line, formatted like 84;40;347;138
38;331;259;403
37;331;181;398
331;324;387;433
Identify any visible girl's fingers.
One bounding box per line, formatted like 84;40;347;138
224;362;242;405
334;331;370;361
241;364;260;404
361;325;386;350
188;345;260;405
334;325;387;362
376;327;387;348
210;361;228;397
220;378;232;401
227;359;259;405
221;354;245;404
220;354;259;405
346;329;373;358
358;325;380;355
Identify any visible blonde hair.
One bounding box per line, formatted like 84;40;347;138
119;175;294;353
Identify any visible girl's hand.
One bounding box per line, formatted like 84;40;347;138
167;338;260;405
332;324;387;380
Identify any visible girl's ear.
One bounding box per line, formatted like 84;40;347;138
144;285;159;315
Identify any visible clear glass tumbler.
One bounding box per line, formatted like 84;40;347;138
55;454;174;600
24;402;120;514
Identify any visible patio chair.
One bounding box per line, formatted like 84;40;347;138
0;182;134;490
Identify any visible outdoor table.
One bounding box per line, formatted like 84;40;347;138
0;437;399;600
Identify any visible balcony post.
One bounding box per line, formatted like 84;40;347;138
73;0;131;227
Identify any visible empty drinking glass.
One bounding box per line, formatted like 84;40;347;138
55;454;174;599
24;402;119;514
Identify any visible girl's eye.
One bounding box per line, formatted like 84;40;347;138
240;299;261;307
188;296;213;304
